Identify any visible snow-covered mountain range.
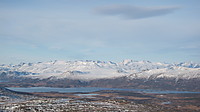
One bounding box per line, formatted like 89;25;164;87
1;60;200;81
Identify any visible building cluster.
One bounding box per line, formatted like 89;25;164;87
0;97;157;112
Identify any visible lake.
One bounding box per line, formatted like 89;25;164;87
7;87;200;94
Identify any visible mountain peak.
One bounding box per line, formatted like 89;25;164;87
122;59;134;65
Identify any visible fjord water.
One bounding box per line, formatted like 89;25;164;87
7;87;200;94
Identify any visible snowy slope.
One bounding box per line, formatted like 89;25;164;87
0;60;200;81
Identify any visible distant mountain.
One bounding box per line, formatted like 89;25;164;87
1;60;200;91
1;60;199;80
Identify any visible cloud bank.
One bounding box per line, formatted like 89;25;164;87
95;5;180;19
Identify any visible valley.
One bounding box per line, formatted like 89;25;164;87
0;87;200;112
1;60;200;111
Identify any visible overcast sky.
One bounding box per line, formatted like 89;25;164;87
0;0;200;64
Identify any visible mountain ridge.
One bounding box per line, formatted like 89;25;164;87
1;60;200;81
1;60;200;91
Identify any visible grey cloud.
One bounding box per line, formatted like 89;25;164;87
94;5;180;19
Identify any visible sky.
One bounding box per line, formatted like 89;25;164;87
0;0;200;64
